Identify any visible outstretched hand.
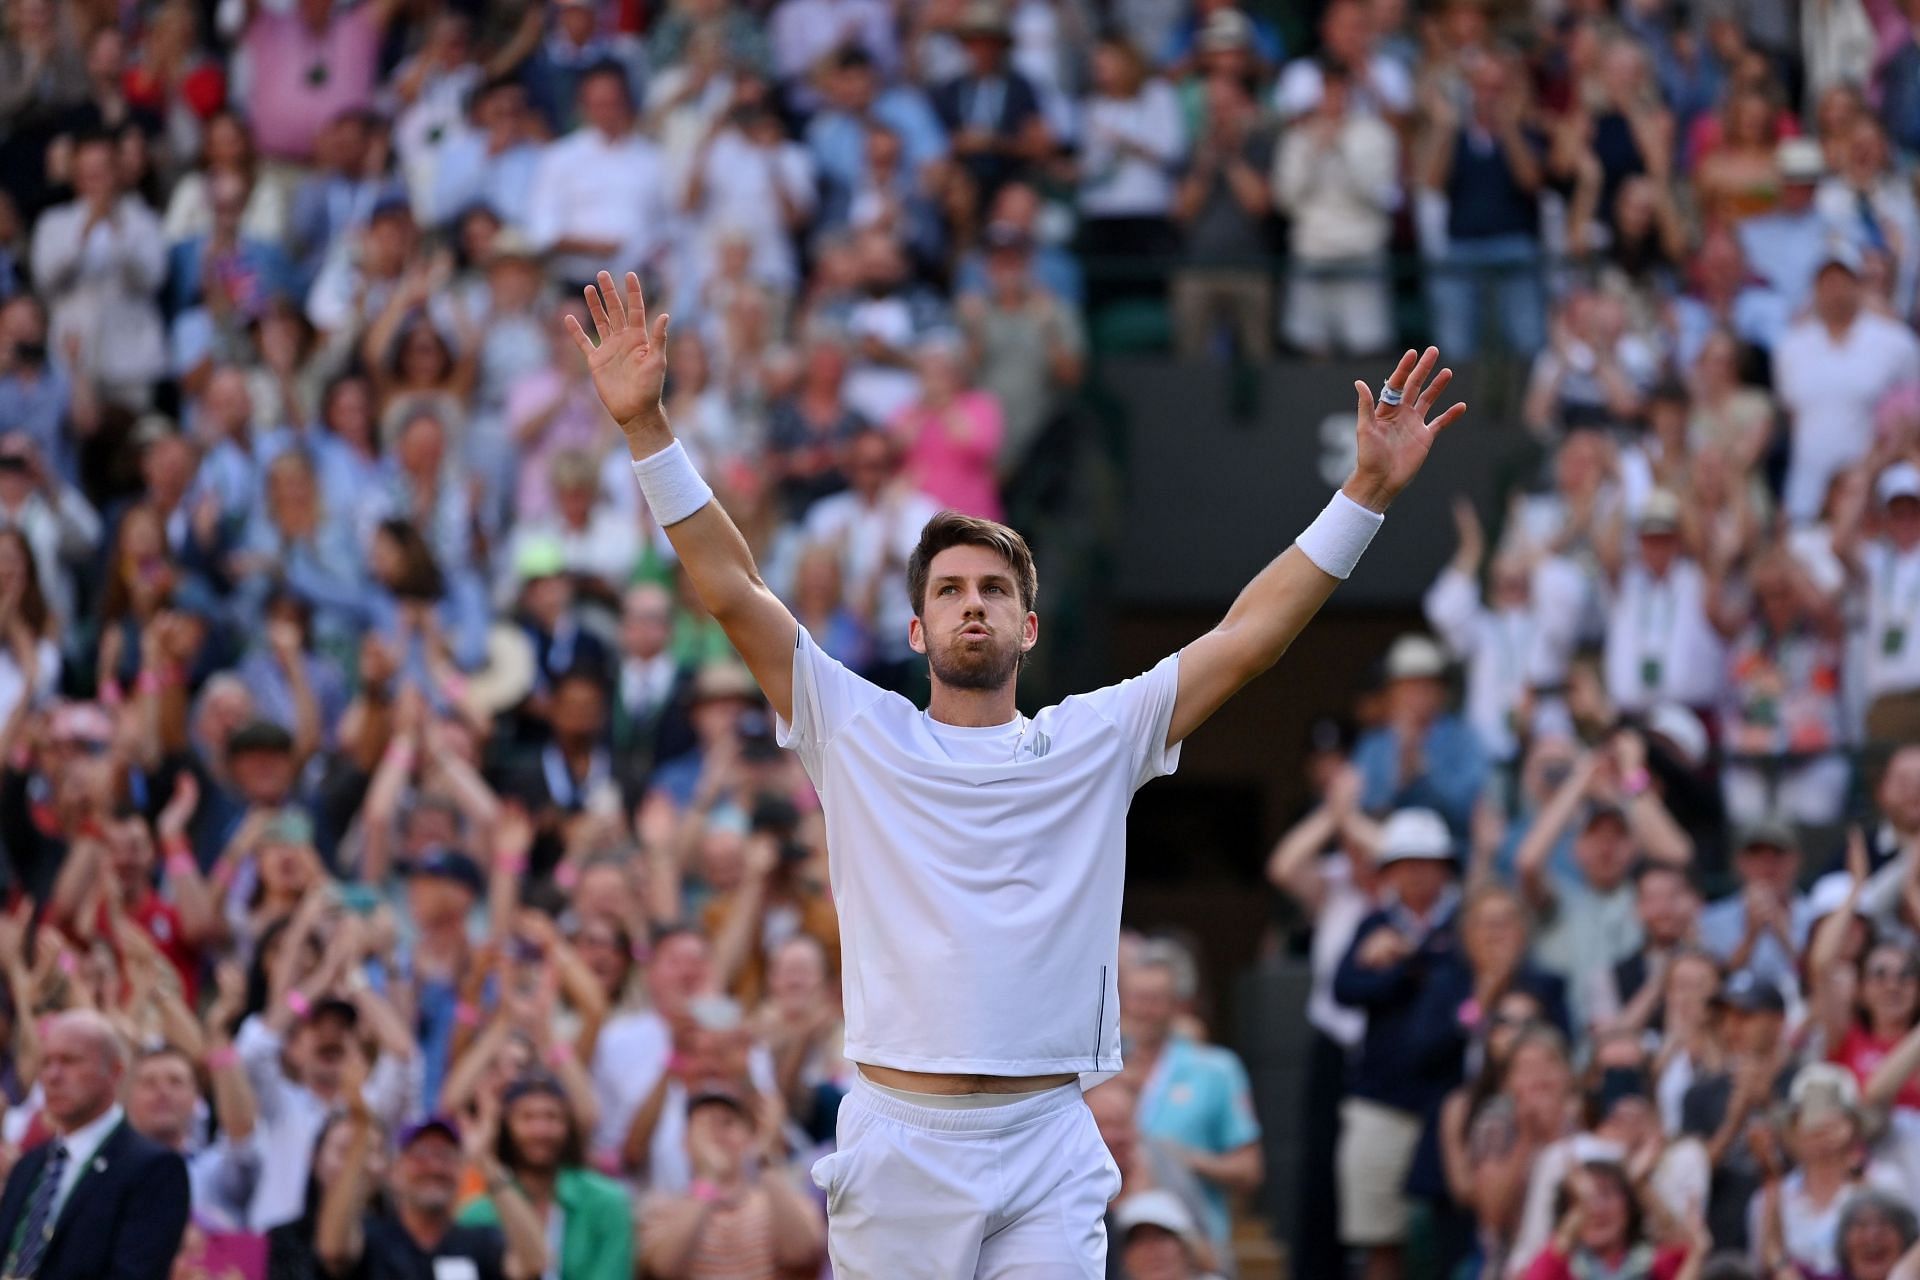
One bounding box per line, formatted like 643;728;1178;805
1346;347;1466;512
563;270;671;439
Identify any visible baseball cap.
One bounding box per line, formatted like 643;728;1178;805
501;1072;568;1108
1817;238;1865;278
686;1080;752;1119
1645;703;1708;769
1777;137;1825;183
1113;1190;1202;1246
1582;801;1629;831
1721;971;1787;1015
260;809;315;847
398;1114;462;1150
693;662;759;705
410;847;486;897
1878;461;1920;506
227;719;294;757
1384;634;1447;681
514;534;567;583
1196;7;1253;53
1734;818;1799;854
1375;808;1454;867
1637;489;1682;534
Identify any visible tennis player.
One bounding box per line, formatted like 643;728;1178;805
567;271;1463;1278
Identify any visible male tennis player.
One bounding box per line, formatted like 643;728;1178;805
568;271;1463;1279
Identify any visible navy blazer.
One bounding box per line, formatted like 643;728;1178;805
0;1120;189;1280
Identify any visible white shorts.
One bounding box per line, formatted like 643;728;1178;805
810;1077;1122;1279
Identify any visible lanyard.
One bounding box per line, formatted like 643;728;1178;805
1876;548;1920;634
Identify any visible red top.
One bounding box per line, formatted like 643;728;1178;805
1522;1244;1690;1280
1832;1022;1920;1111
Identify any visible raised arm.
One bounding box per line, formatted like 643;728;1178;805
1168;347;1465;747
567;272;799;722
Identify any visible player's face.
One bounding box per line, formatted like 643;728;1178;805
909;544;1036;693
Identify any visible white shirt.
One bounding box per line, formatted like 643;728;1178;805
776;627;1183;1078
527;128;674;284
803;487;942;662
1078;83;1185;220
1424;567;1579;762
1862;539;1920;699
688;131;815;290
1775;313;1920;523
1602;559;1727;712
235;1015;416;1230
45;1102;124;1225
1273;55;1413;120
1272;113;1399;261
1745;1165;1913;1275
1305;856;1370;1047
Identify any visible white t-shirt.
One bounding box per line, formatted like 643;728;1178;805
1602;559;1727;712
1775;313;1920;523
776;628;1183;1078
1862;540;1920;699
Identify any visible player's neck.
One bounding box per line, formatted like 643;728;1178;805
926;678;1020;728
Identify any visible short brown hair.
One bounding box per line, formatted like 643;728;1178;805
906;512;1038;616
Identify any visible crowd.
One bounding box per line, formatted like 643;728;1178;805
6;0;1920;1278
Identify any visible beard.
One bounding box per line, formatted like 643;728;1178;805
927;630;1022;691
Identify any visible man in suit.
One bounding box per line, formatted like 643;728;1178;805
611;582;697;772
0;1010;189;1280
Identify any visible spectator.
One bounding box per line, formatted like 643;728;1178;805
1333;807;1460;1280
1120;938;1262;1263
933;2;1054;210
0;1010;190;1280
638;1083;826;1278
527;63;673;291
1837;462;1920;743
315;1106;547;1280
1352;634;1488;834
426;76;543;233
1419;50;1546;360
1777;252;1920;527
1599;490;1729;717
889;335;1004;520
30;131;167;406
1517;1160;1704;1280
1112;1189;1227;1280
1273;0;1411;123
285;110;402;281
237;0;399;164
1272;64;1396;358
456;1073;633;1280
1700;821;1813;995
1168;62;1275;362
1740;138;1846;314
1076;36;1185;293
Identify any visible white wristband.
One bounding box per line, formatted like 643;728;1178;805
631;441;714;527
1295;490;1385;580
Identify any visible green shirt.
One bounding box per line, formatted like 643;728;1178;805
458;1166;634;1280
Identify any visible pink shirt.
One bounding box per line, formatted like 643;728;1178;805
243;5;381;160
506;368;611;523
892;390;1004;521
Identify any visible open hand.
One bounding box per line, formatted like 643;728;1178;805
1347;347;1466;512
564;271;670;436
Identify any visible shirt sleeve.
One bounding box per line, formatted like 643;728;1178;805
774;626;887;787
1208;1051;1262;1151
1070;652;1183;791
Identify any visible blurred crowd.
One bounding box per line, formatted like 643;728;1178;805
7;0;1920;1278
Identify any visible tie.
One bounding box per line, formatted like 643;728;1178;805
9;1142;67;1279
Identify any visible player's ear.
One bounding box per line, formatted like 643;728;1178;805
908;615;927;656
1020;611;1038;653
